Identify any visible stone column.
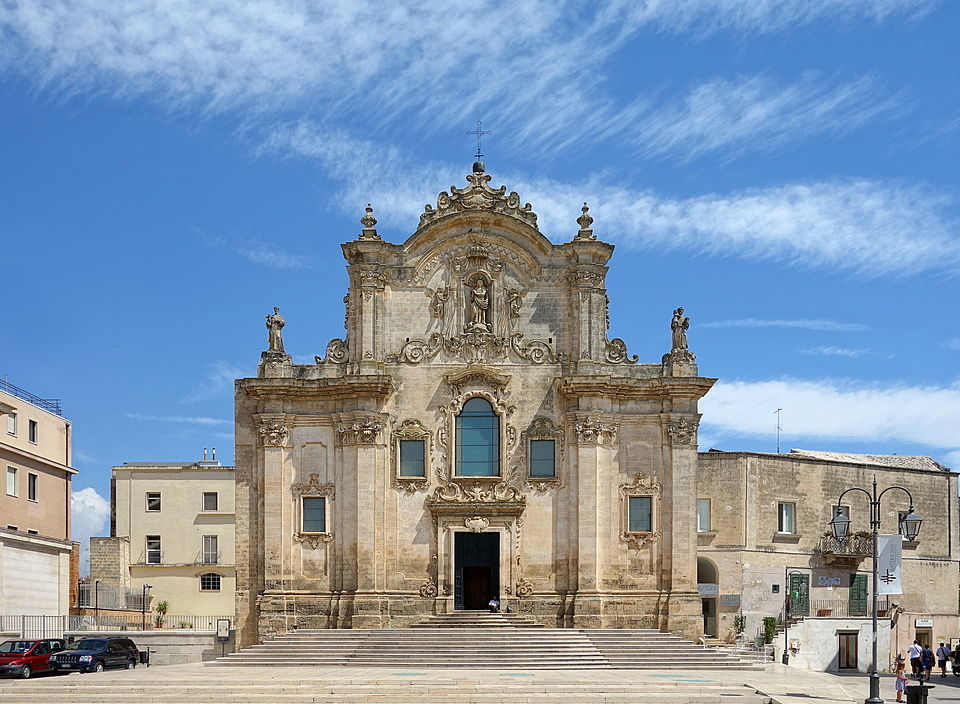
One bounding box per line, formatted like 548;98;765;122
254;414;291;636
354;267;386;375
567;268;608;367
663;414;702;640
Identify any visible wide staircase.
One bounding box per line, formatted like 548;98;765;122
209;611;762;670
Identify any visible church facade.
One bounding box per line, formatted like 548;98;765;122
233;162;714;646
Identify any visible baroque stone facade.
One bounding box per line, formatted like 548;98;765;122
234;161;714;645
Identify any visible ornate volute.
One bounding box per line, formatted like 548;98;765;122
419;161;538;231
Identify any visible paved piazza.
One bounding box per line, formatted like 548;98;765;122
1;663;957;703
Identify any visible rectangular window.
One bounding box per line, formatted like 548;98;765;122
529;440;556;478
202;492;219;511
145;535;161;564
27;420;38;444
778;502;796;534
27;473;38;502
145;492;161;512
697;498;711;532
302;497;326;533
202;535;219;564
6;467;17;497
628;496;652;533
399;440;426;477
6;412;15;436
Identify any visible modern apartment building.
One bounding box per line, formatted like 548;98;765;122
0;378;77;615
95;452;235;617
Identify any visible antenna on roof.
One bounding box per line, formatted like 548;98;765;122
774;408;783;454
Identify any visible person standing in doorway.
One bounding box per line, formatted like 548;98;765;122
937;642;951;677
909;640;922;677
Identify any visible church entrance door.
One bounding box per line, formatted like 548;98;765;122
454;532;499;610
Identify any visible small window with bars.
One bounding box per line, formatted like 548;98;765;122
200;573;221;591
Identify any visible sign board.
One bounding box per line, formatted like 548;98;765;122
697;583;719;596
817;576;842;587
216;618;231;642
877;534;903;595
720;594;741;607
915;618;934;628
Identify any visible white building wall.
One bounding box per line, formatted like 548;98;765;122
785;618;891;673
0;533;72;615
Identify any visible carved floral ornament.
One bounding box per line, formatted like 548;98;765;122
291;474;336;499
337;419;384;446
619;472;662;551
387;331;563;366
464;516;490;532
667;418;699;445
293;532;334;550
418;164;538;230
428;481;525;505
257;420;289;447
574;417;618;445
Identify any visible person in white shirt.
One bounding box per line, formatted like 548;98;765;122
936;642;952;677
909;641;923;677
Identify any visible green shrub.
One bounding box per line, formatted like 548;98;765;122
762;616;778;644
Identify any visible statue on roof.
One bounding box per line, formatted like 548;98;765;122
266;307;286;353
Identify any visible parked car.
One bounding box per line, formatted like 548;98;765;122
47;637;139;674
0;639;67;679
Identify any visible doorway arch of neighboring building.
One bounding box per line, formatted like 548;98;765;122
697;557;719;638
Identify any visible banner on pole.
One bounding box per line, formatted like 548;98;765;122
877;534;903;595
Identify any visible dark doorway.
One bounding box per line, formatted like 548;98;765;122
454;532;499;610
838;632;858;669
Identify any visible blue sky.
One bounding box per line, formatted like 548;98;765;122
1;1;958;553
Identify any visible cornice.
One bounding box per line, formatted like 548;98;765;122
556;375;717;400
237;376;393;401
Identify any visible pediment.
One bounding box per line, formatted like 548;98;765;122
444;366;511;392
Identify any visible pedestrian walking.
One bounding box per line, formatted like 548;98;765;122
895;658;909;703
909;640;922;677
937;642;951;677
921;643;935;679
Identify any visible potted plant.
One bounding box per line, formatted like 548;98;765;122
154;600;169;628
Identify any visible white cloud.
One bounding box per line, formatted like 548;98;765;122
183;361;248;402
632;74;900;161
71;487;110;576
0;1;933;154
127;413;231;425
72;449;98;465
703;318;870;332
802;346;869;357
271;125;960;277
943;449;960;469
701;378;960;451
946;339;960;351
194;227;307;270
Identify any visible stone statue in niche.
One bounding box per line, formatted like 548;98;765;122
467;282;491;332
266;307;286;353
506;288;522;319
430;286;448;319
671;307;689;352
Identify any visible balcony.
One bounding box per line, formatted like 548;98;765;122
817;534;872;564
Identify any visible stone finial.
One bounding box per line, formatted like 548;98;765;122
359;203;380;240
575;202;596;241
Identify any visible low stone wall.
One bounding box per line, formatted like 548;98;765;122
65;630;235;666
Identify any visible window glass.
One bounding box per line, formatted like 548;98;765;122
302;497;326;533
6;467;17;497
778;502;796;534
202;535;219;564
399;440;426;477
202;492;218;511
28;420;38;443
697;499;711;532
27;473;38;502
5;412;15;435
529;440;556;477
628;496;652;532
455;397;499;476
146;535;161;564
200;573;221;591
146;493;161;511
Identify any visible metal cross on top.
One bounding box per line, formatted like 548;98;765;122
467;120;492;161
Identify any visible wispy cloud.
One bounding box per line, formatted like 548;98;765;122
946;338;960;351
702;318;870;332
127;413;231;426
700;377;960;451
183;361;247;403
802;346;869;357
195;227;307;270
632;74;900;161
72;487;110;575
271;125;960;277
72;449;98;465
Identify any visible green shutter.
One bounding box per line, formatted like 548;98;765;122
789;573;810;617
849;573;868;617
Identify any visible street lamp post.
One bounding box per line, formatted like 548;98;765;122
829;477;923;704
140;584;152;630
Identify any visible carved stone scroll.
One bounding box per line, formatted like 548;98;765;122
316;338;348;364
418;163;538;230
667;418;699;445
574;417;618;445
257;420;288;447
337;420;383;446
293;532;334;549
464;516;490;533
291;474;336;499
605;338;638;364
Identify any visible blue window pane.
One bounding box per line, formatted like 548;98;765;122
456;398;499;476
529;440;555;477
302;497;326;533
628;496;652;533
399;440;425;477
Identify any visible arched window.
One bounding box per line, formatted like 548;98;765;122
456;397;500;476
199;573;221;591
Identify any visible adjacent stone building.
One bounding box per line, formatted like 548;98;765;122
235;162;713;646
0;379;78;615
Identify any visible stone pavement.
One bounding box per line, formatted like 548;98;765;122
2;662;956;703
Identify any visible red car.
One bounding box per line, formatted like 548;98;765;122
0;639;66;679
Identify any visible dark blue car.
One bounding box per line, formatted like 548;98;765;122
47;637;139;674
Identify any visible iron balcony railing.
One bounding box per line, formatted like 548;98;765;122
78;583;149;610
809;598;890;618
817;534;873;557
0;377;62;415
